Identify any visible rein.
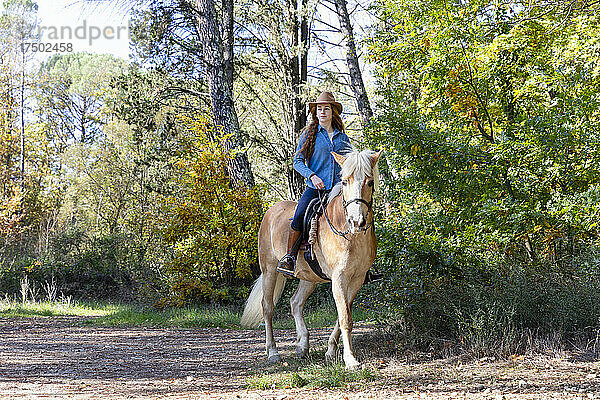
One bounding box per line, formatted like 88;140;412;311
317;187;374;241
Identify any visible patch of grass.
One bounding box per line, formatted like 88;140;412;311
0;298;116;318
94;304;358;330
0;295;372;331
304;363;377;388
0;298;118;318
0;298;243;329
246;372;308;390
246;362;377;390
90;302;375;331
273;305;369;329
88;305;242;328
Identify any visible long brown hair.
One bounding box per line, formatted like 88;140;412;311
298;104;345;162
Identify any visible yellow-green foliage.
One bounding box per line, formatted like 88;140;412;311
160;117;262;305
0;90;24;243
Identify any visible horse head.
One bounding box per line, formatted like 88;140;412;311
332;149;383;234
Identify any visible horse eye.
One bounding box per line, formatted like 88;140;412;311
367;180;374;187
342;180;347;186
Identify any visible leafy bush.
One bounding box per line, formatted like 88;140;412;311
365;0;600;353
0;229;155;302
370;216;600;355
158;117;262;306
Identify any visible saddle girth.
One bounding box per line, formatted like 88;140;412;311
298;183;343;282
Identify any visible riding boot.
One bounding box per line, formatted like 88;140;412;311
276;228;302;277
363;267;384;285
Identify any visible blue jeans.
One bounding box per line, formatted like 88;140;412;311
291;187;321;231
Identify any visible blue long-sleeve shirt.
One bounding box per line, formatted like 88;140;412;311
293;125;353;190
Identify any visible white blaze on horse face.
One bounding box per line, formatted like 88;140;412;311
333;150;378;235
343;174;368;234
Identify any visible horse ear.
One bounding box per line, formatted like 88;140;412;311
370;149;383;166
331;152;346;165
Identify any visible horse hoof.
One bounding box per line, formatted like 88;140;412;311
325;351;336;363
345;361;361;371
268;354;281;364
296;347;309;359
325;347;339;363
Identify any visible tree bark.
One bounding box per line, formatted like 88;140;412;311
222;0;234;86
20;50;25;189
333;0;374;126
285;0;309;200
195;0;255;189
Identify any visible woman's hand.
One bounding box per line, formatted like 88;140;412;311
310;174;325;190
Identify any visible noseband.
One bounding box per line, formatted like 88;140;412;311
342;197;373;212
318;183;374;241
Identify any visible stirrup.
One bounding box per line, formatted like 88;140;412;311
277;254;297;278
363;270;384;285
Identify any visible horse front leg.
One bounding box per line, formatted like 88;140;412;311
290;280;317;358
327;282;361;362
331;272;364;370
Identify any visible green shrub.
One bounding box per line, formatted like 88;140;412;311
371;215;600;354
158;117;262;306
364;0;600;354
0;229;157;302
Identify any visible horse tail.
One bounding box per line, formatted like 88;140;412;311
240;273;286;328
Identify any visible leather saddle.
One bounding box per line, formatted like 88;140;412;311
300;183;342;240
296;183;343;281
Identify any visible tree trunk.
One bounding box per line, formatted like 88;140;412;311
284;0;309;200
195;0;255;189
222;0;234;86
20;41;25;189
333;0;398;215
333;0;374;126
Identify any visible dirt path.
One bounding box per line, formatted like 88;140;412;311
1;317;600;399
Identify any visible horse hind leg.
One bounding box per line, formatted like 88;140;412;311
290;280;317;358
262;267;286;363
325;319;341;363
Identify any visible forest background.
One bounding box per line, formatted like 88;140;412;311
1;0;600;355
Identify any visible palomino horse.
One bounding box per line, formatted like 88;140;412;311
241;149;382;370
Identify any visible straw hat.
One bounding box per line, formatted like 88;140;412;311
308;91;343;114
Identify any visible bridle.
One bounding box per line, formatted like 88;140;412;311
342;197;373;212
318;179;375;241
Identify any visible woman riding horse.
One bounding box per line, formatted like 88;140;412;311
276;91;352;277
277;91;381;283
241;146;383;369
241;91;383;369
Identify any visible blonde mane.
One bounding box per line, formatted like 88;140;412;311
340;150;380;190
